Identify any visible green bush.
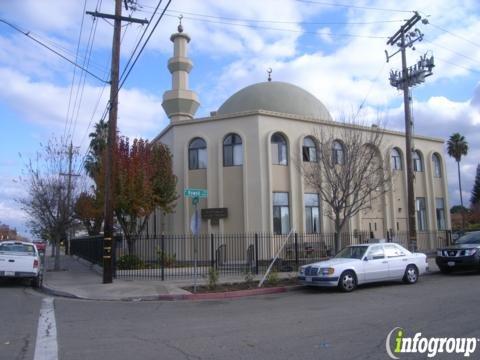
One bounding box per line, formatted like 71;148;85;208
244;270;255;288
266;270;280;285
156;248;176;267
208;267;219;290
117;254;145;270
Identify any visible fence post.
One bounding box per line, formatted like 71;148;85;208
255;233;259;275
161;234;165;281
210;233;215;269
446;230;452;246
294;232;299;269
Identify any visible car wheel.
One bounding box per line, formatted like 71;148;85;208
439;266;451;274
403;265;418;284
338;270;357;292
32;274;43;289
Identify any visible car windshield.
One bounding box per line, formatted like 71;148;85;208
456;232;480;245
0;243;36;255
335;246;367;259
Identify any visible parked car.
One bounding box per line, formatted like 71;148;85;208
436;231;480;273
32;239;47;253
0;241;43;288
297;243;428;292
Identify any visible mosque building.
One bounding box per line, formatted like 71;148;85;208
149;23;450;244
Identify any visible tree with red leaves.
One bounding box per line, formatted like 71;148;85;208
114;137;177;254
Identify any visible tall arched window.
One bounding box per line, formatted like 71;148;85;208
302;136;317;162
332;140;344;165
391;148;402;170
223;133;243;166
413;150;423;172
188;138;207;170
271;133;288;165
432;153;442;178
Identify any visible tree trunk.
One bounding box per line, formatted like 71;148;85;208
54;234;61;271
334;217;342;254
126;235;135;255
457;161;465;229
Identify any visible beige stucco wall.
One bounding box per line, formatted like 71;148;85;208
151;109;449;237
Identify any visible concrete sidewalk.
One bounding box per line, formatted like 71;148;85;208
41;254;440;301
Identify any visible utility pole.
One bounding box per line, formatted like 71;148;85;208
87;0;148;284
386;12;434;251
60;141;80;256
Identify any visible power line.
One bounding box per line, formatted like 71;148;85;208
119;0;172;90
139;6;406;25
68;10;100;142
293;0;413;13
435;55;480;75
428;22;480;50
119;0;163;85
63;0;89;141
423;40;480;67
160;13;389;39
0;18;108;84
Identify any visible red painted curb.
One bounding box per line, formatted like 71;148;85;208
157;285;301;301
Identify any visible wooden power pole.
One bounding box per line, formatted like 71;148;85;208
87;0;148;284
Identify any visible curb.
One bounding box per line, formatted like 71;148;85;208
39;283;303;302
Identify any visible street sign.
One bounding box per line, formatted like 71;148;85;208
184;188;208;198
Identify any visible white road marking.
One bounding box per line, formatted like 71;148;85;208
34;297;58;360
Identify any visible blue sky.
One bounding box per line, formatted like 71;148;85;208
0;0;479;236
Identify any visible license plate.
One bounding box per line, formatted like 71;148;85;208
5;271;15;276
306;276;312;282
447;261;455;267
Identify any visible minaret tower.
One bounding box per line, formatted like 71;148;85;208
162;17;200;122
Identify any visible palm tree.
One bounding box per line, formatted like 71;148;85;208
447;133;468;228
84;119;108;178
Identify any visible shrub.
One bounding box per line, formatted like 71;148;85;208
266;270;279;285
156;248;176;267
117;254;145;270
244;270;255;288
207;267;219;290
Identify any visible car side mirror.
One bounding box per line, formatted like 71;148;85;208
363;255;371;261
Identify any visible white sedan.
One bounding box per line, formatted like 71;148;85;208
297;243;428;292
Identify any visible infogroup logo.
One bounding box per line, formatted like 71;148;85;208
385;327;479;359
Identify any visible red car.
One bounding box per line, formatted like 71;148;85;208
32;239;47;253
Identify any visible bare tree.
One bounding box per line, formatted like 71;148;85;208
301;119;390;252
18;138;80;270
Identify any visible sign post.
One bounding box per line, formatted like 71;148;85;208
184;188;208;292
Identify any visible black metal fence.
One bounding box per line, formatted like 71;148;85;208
70;229;451;280
70;235;104;266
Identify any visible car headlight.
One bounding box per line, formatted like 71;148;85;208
319;267;335;276
464;249;478;256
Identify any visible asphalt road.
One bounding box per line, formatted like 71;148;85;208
1;272;480;360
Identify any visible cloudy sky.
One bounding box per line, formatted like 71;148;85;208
0;0;479;236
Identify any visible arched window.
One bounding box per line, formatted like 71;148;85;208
271;133;288;165
332;140;344;165
391;148;402;170
188;138;207;170
432;153;442;178
223;134;243;166
413;150;423;172
302;136;317;162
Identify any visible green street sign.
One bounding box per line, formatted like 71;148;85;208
184;188;208;198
